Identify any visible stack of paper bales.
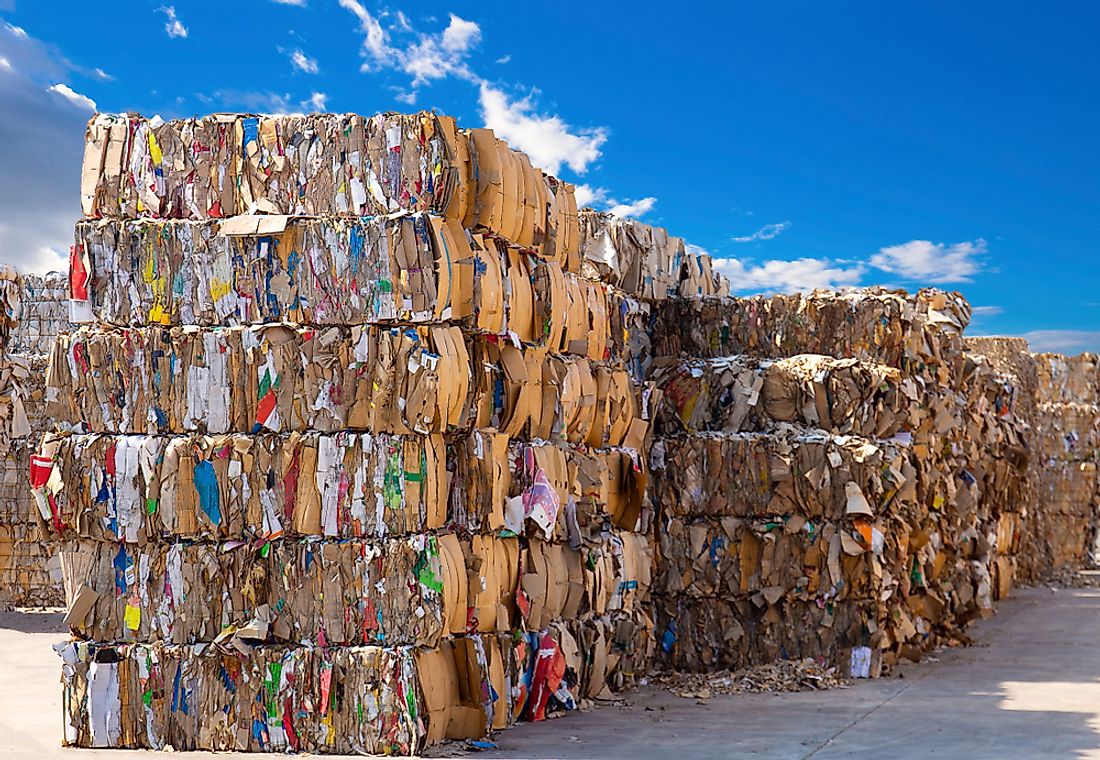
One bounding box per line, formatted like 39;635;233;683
1029;352;1099;571
38;111;725;753
0;268;66;607
646;288;1022;674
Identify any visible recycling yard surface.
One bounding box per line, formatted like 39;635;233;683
5;583;1100;760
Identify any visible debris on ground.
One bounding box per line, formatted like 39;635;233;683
1038;567;1100;589
651;658;848;699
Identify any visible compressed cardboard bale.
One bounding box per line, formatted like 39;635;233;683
57;642;424;753
79;113;579;262
8;271;69;355
58;535;454;647
654;514;906;603
82;112;458;221
1030;461;1098;569
607;290;652;383
650;288;971;380
47;323;471;435
653;595;884;674
964;337;1039;420
651;429;914;522
1035;402;1100;463
651;354;913;438
0;354;37;448
0;522;62;607
578;211;727;299
446;431;650;540
75;215;468;327
32;432;448;542
1033;352;1100;405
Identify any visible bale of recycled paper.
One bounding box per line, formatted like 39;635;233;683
8;272;69;355
654;514;907;603
1033;352;1099;406
33;432;449;542
650;354;914;438
79;113;580;262
650;288;971;378
653;595;885;674
651;429;915;522
578;211;727;301
57;536;458;647
57;641;425;753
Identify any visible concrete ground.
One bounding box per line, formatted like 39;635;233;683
4;585;1100;759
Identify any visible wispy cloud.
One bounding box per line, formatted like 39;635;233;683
574;184;607;209
607;197;657;219
495;54;511;64
340;2;480;91
4;23;26;39
1020;330;1100;354
572;185;655;219
478;83;606;175
870;238;987;283
307;91;327;110
337;2;609;180
707;248;866;294
970;305;1003;317
92;67;113;81
270;0;307;5
0;56;11;73
157;6;188;39
289;48;318;74
46;83;96;111
441;14;480;53
732;220;791;243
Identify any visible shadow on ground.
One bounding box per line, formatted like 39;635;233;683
0;608;65;634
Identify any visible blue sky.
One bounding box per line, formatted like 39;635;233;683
0;0;1097;351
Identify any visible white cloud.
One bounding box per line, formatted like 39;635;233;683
0;27;87;273
158;6;188;39
870;238;987;283
478;83;607;175
732;220;791;243
271;0;307;5
340;2;481;91
713;255;866;294
306;91;327;111
441;14;480;53
1019;330;1100;354
574;184;656;219
495;54;511;64
574;184;608;208
289;49;318;74
92;67;113;81
0;56;11;73
340;0;397;66
337;5;608;180
607;197;657;219
4;23;26;39
970;305;1003;317
46;83;96;111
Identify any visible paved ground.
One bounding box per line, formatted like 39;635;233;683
4;585;1100;759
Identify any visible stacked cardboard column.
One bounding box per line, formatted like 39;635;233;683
959;337;1037;592
1029;353;1099;570
32;111;726;753
644;289;1030;673
0;269;66;607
